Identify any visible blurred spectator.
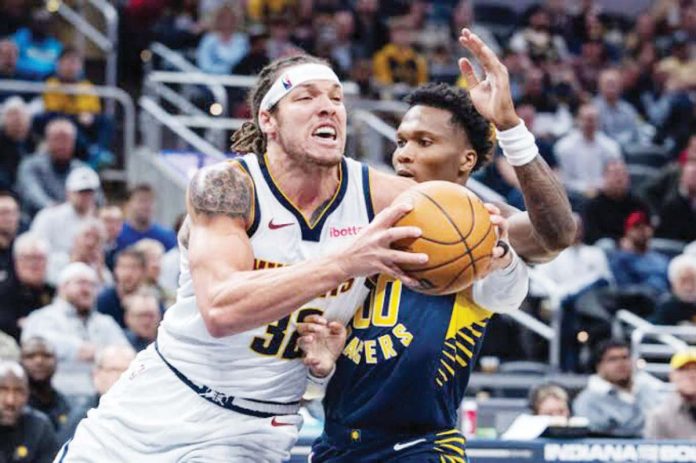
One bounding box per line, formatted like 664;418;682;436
515;67;574;138
11;11;63;79
530;383;571;418
594;69;646;149
152;0;202;50
450;0;500;55
372;16;428;89
0;332;19;361
42;47;113;167
650;254;696;326
351;0;389;59
60;345;135;441
123;292;161;352
21;263;128;397
657;31;696;90
624;12;657;57
0;97;32;190
534;214;613;302
231;26;270;76
97;248;147;328
31;166;100;258
582;160;649;244
0;191;19;275
0;40;36;102
99;205;124;271
116;184;177;253
323;9;357;79
532;214;613;371
246;0;298;23
572;39;609;95
0;233;54;341
644;349;696;439
47;219;113;289
20;337;71;434
640;136;696;214
509;4;568;64
265;16;303;60
196;3;249;75
0;0;31;38
655;155;696;242
573;339;662;437
17;119;87;217
554;103;622;203
608;211;670;304
0;360;58;462
133;238;169;304
159;213;185;296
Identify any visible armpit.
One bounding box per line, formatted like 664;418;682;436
188;163;252;220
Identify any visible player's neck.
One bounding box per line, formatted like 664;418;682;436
265;151;341;217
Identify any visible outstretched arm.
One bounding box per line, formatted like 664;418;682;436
459;29;575;263
185;162;427;337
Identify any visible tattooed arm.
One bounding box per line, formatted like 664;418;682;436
502;157;576;264
186;163;424;337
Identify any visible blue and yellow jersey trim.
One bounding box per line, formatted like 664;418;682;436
436;289;491;387
435;429;467;463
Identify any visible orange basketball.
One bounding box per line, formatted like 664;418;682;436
392;181;497;295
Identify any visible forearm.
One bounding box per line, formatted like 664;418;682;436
514;156;575;251
473;248;529;313
497;121;575;260
201;255;350;337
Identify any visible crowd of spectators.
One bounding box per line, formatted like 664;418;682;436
0;0;694;457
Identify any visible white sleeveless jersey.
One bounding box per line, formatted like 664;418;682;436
157;154;375;403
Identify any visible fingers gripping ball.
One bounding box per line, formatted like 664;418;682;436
392;181;497;295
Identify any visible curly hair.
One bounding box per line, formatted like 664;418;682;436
403;83;494;172
230;55;329;156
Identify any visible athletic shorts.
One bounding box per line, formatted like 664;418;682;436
310;421;468;463
55;345;303;463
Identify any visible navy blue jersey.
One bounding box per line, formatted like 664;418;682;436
323;275;492;434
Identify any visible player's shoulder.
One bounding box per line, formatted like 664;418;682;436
367;167;416;214
187;160;253;222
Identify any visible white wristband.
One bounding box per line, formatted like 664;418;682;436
496;119;539;166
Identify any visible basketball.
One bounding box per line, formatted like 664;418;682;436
392;181;498;295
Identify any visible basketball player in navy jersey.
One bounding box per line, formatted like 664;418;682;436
301;29;576;463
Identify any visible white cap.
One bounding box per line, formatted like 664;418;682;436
66;167;100;192
57;262;98;286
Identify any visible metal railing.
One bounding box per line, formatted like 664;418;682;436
144;43;229;116
0;79;135;165
47;0;118;111
613;309;694;378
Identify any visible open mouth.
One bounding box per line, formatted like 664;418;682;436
312;125;338;142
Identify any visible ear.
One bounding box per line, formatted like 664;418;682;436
258;110;276;136
458;149;477;177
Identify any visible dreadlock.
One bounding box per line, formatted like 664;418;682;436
230;55;329;156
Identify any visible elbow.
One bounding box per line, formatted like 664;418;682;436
201;299;245;338
542;217;577;253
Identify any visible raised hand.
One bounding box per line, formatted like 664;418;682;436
458;28;519;131
297;315;347;378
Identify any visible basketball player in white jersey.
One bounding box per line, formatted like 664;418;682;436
57;55;427;462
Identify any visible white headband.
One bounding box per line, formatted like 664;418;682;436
259;63;342;114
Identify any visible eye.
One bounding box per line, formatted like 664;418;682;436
419;138;432;147
396;137;405;148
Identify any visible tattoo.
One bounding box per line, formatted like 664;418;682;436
189;163;252;219
310;197;333;225
514;157;575;255
178;216;191;249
